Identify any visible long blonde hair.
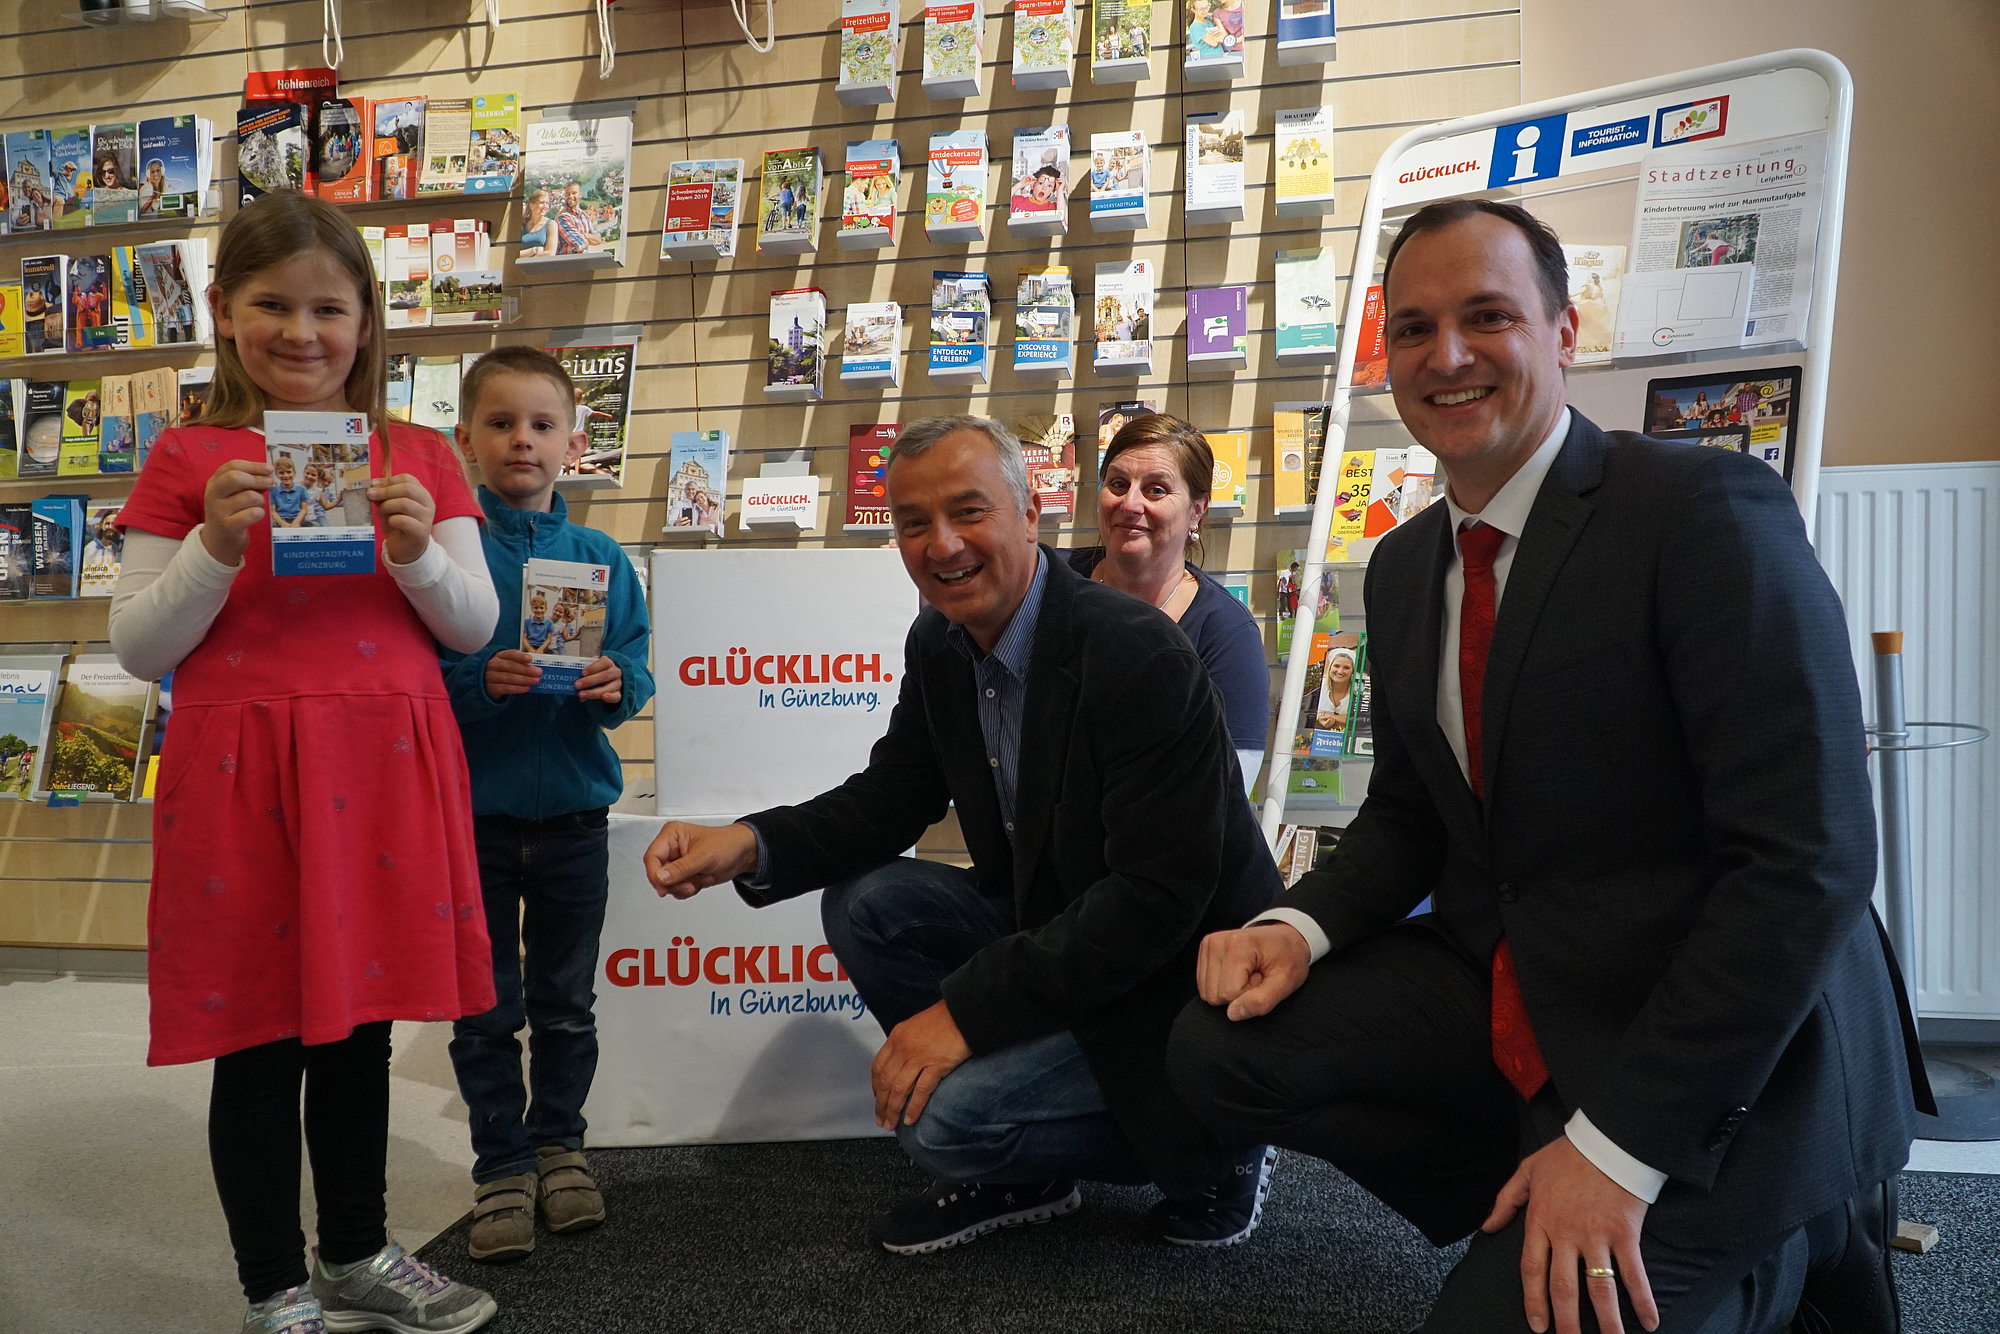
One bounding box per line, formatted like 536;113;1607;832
198;191;389;443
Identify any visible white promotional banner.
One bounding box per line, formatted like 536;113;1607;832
650;545;917;820
586;816;886;1146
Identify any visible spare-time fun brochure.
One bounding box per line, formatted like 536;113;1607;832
264;411;374;576
520;557;611;694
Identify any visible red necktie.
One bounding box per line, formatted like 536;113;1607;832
1458;520;1549;1101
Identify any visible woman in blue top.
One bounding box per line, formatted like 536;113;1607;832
1068;413;1269;792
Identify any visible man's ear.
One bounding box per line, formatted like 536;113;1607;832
1556;301;1580;369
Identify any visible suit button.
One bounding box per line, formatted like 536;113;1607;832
1497;882;1518;904
1706;1106;1749;1152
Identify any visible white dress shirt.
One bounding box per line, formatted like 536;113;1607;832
1258;408;1670;1203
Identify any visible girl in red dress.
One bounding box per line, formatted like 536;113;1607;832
109;192;502;1334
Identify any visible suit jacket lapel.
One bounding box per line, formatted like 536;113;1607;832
1479;416;1605;799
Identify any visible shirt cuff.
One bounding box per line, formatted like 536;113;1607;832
1247;907;1331;964
739;820;772;890
182;524;247;585
1566;1111;1668;1204
382;535;451;587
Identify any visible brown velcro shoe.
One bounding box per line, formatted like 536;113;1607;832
467;1173;537;1262
536;1146;606;1234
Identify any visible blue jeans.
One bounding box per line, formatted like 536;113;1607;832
448;809;610;1183
820;857;1146;1187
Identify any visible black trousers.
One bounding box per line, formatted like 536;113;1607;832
1167;918;1809;1333
209;1022;392;1302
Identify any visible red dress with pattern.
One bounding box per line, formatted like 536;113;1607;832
118;422;496;1065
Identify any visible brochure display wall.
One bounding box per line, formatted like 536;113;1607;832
0;1;1525;947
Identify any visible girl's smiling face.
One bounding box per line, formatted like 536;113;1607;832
212;248;368;415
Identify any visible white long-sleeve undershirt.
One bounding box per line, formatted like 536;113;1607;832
108;518;497;682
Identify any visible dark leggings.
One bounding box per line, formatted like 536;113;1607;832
209;1022;392;1303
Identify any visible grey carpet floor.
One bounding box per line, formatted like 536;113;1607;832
414;1142;1994;1333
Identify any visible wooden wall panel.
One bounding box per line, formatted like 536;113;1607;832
0;0;1516;945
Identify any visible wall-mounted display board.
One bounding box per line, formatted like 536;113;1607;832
0;0;1524;947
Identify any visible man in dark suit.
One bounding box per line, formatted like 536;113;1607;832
1168;201;1927;1333
645;415;1281;1255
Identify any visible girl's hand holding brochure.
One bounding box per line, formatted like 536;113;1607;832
369;472;437;566
200;458;275;566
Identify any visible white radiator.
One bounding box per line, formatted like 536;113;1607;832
1815;462;2000;1022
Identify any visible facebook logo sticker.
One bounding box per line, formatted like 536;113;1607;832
1487;113;1568;189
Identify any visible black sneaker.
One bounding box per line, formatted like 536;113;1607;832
868;1178;1081;1255
1152;1146;1278;1248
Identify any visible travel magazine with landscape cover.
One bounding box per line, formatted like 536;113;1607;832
45;655;154;800
520;115;631;266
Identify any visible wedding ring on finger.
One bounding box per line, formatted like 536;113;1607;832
1585;1266;1617;1280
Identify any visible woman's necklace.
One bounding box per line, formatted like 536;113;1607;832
1097;563;1195;610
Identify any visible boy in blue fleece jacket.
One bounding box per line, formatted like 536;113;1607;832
440;347;656;1262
